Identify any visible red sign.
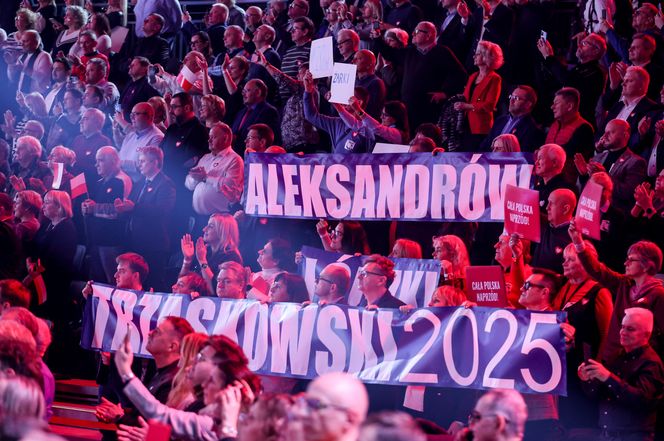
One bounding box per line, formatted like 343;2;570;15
575;180;602;240
504;185;541;243
146;420;172;441
465;266;507;307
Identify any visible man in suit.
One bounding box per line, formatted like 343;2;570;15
118;57;159;121
114;146;175;291
118;13;171;70
600;66;660;146
436;0;471;63
576;119;647;212
480;85;545;152
231;79;280;153
43;58;71;115
251;25;281;69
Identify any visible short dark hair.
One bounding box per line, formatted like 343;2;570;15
269;238;294;272
555;87;580;109
179;272;211;296
515;85;537;106
163;316;194;341
273;272;310;303
53;57;72;71
84;85;104;102
248;123;274;146
415;123;442;145
292;16;314;37
133;56;150;68
248;79;268;98
66;87;84;102
203;335;261;397
116;253;149;283
149;13;165;28
0;280;31;308
531;267;562;305
172;91;194;109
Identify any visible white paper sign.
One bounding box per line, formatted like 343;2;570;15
329;63;357;105
372;143;411;153
110;26;129;53
309;37;334;79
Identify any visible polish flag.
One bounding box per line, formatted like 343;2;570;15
176;65;198;92
70;173;88;199
52;162;64;189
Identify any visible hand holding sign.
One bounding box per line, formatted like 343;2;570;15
504;185;541;243
575;180;602;240
329;63;357;105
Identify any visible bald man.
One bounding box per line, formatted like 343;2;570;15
313;263;351;305
533;144;578;212
300;372;369;441
577;119;647;212
354;50;386;119
117;102;164;182
531;188;577;274
70;108;113;186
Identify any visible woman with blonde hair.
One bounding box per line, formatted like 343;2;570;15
13;190;42;244
147;96;169;132
52;5;88;56
199;95;226;128
490;133;521;152
355;0;382;50
166;332;209;410
180;213;243;293
432;235;469;289
390;239;422;259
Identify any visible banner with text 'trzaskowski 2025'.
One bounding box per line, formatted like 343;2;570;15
81;284;567;395
242;152;533;222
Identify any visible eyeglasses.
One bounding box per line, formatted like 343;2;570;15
522;281;546;290
358;269;384;278
315;276;334;284
130;111;148;117
298;396;349;413
580;40;600;50
468;410;504;424
290;26;305;32
508;94;527;101
625;257;643;265
337;39;351;46
413;29;429;35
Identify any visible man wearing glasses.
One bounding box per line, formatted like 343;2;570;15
313;263;351;305
458;389;527;441
480;85;544;152
358;255;405;308
295;372;369;441
116;102;164;182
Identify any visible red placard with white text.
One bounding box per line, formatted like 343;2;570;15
465;266;508;307
575;180;602;240
504;185;541;243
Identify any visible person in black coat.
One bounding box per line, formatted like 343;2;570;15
230;79;280;153
480;85;545;152
375;21;467;129
115;146;176;292
118;57;160;121
435;0;472;63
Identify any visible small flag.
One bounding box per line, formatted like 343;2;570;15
70;173;88;199
176;65;198;92
52;162;64;189
34;274;47;305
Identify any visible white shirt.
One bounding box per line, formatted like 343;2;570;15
185;148;244;215
615;95;644;121
119;125;165;182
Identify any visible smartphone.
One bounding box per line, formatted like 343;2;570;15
148;65;157;82
601;9;607;20
540;30;548;41
114;103;122;113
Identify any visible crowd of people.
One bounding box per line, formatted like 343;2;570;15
0;0;664;439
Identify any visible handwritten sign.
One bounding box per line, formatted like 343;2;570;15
575;180;602;240
504;185;540;242
466;266;507;307
329;63;357;105
309;37;334;79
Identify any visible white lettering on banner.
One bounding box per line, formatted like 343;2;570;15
138;294;163;354
92;285;114;349
351;165;376;218
430;164;457;219
267;164;283;215
243;156;533;221
245;163;267;215
110;289;141;353
377;164;403;218
399;309;441;383
283;164;302;216
315;305;348;374
482;310;517;389
326;164;351;218
242;302;269;371
185;297;217;332
458;164;486;220
300;165;326;217
269;303;315;375
85;285;566;394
